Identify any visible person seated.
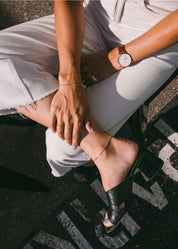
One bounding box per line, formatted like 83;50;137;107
0;0;177;233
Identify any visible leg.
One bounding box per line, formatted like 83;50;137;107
2;1;178;231
0;5;109;176
44;40;178;178
17;93;138;185
45;46;178;228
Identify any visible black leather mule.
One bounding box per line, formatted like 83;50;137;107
104;149;163;234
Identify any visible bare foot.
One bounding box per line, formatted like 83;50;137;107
94;137;138;227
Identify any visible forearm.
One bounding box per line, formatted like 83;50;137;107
126;10;178;62
54;0;84;76
109;10;178;70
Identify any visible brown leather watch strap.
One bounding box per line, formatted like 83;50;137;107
118;45;126;55
117;45;133;67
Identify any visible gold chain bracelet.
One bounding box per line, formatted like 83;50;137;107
59;83;86;88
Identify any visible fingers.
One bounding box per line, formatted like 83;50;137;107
53;114;94;148
50;89;94;148
72;118;82;149
56;122;64;140
50;108;57;133
64;119;73;145
85;114;95;134
59;113;94;148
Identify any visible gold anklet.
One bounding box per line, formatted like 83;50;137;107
93;135;112;162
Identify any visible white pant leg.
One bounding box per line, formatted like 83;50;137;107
0;6;106;116
0;5;107;176
46;42;178;177
0;14;59;115
45;6;108;177
46;129;91;177
1;2;176;177
46;1;178;178
87;46;178;136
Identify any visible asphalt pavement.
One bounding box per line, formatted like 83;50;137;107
0;1;178;249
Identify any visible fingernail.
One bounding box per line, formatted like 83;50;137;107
91;127;95;134
72;146;77;150
103;219;108;224
74;173;78;179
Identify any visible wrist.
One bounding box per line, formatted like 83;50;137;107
108;45;133;70
59;62;81;78
58;73;82;84
108;47;122;71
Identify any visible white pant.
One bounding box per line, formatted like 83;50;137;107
0;1;177;176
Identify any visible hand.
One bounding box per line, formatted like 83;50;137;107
50;83;93;148
80;51;119;86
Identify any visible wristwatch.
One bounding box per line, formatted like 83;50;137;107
117;45;133;67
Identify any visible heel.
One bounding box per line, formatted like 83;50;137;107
137;149;163;185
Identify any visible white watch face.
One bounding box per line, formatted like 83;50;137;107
118;53;132;67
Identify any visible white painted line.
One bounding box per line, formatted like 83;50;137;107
70;199;90;222
95;225;125;248
159;143;178;182
121;213;140;236
71;198;129;248
95;209;129;248
57;210;93;249
91;179;140;236
23;244;34;249
133;182;169;210
154;119;178;147
119;231;130;244
33;231;75;249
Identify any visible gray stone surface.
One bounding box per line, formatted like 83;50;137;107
0;0;54;30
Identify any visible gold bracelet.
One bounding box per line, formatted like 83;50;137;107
59;73;81;79
59;83;85;88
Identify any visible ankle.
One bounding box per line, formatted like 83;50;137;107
93;135;112;162
95;138;138;172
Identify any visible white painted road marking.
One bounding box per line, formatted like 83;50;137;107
91;179;140;236
33;231;75;249
155;119;178;146
133;182;168;210
70;198;91;222
154;118;178;182
159;144;178;182
57;210;93;249
23;244;33;249
71;198;130;248
95;223;129;248
22;117;177;249
121;213;140;236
